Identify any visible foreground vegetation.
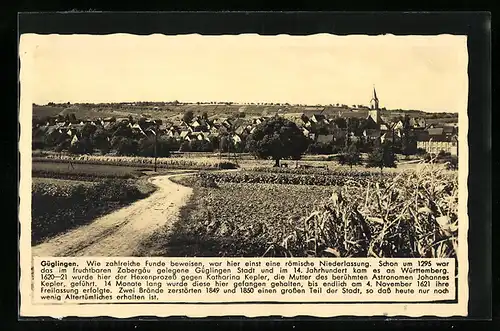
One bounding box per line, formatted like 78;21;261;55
143;164;458;259
140;177;336;257
32;178;156;245
266;165;458;259
198;169;397;187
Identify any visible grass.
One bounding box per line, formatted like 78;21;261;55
31;178;156;245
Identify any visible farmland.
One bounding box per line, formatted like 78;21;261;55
139;163;458;258
138;178;337;257
32;103;457;123
31;160;160;245
32;176;156;245
32;160;148;180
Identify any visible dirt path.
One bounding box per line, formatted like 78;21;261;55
31;173;195;257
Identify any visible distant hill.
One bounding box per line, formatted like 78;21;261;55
32;102;458;122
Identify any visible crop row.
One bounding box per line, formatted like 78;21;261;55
265;164;459;259
170;164;458;258
197;171;396;187
250;166;398;177
32;155;237;170
151;182;336;257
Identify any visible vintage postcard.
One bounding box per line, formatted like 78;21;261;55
19;32;469;318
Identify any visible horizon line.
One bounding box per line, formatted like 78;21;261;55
32;101;457;114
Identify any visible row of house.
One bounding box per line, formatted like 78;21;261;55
33;111;458;155
33;87;458;155
295;88;458;155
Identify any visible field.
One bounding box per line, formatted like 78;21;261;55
32;161;150;180
139;178;337;257
31;160;159;245
31;149;458;261
31;177;156;245
140;164;458;259
33;103;457;123
33;154;238;172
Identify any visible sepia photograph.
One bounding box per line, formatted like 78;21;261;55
27;33;466;259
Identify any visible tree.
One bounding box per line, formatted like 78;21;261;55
333;117;347;129
179;140;191;152
190;139;213;152
114;137;139;156
339;142;361;169
138;137;171;157
93;128;110;154
209;135;220;151
202;112;209;120
366;140;397;173
400;115;416;156
246;117;309;167
346;117;361;135
81;123;97;138
219;135;231;153
112;122;133;138
69;137;93;155
183;110;194;123
68;113;77;123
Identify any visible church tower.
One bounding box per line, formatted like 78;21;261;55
370;86;379;110
368;86;382;124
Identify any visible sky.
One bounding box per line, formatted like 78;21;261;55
20;33;468;113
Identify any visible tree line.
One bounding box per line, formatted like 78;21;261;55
34;115;408;171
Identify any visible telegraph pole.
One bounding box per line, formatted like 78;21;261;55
154;129;158;172
147;126;158;172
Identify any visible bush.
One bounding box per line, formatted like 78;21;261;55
438;150;451;158
217;162;239;169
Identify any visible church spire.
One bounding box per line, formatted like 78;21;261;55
370;85;379;110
